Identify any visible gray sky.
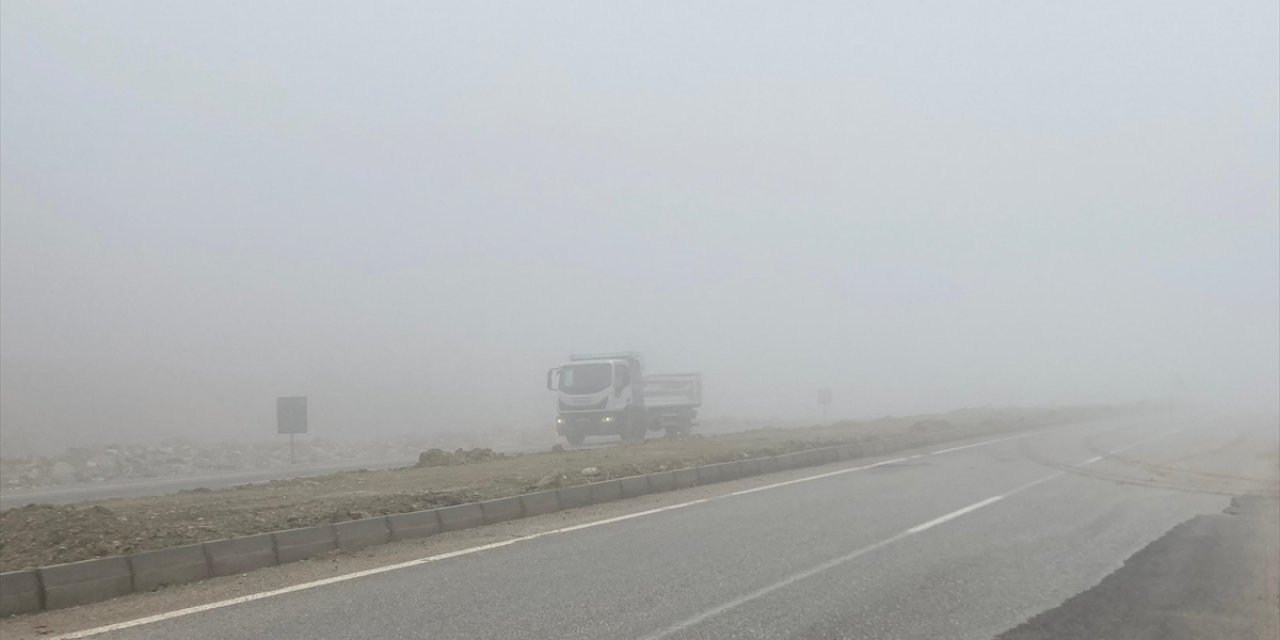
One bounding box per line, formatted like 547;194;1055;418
2;1;1277;451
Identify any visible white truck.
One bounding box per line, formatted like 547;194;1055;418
546;352;702;445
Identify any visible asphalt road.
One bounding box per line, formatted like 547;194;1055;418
23;411;1280;639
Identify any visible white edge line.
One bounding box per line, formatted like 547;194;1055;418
46;425;1113;639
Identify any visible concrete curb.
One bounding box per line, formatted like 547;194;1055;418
38;557;131;611
673;467;699;489
696;463;723;485
774;451;798;470
273;525;338;564
518;490;561;517
205;534;276;577
589;479;624;504
387;510;442;541
334;517;391;551
757;457;778;475
0;422;1028;617
436;503;484;532
0;570;41;617
479;497;524;526
620;475;651;499
648;471;676;493
129;543;209;593
556;484;593;510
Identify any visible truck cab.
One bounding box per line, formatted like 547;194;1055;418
547;352;647;445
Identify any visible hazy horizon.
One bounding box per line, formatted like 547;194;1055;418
3;2;1277;454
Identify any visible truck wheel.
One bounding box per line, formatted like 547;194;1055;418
664;427;680;438
566;431;585;447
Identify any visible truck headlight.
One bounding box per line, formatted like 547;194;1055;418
556;417;564;424
602;416;613;422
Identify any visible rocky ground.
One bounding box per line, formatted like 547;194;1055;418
0;431;547;491
0;406;1125;571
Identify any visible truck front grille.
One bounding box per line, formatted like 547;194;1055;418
559;398;608;411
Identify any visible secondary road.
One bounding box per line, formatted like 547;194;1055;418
17;411;1280;639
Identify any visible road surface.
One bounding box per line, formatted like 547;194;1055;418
7;411;1277;640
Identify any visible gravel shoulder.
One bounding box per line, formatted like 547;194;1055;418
0;406;1121;571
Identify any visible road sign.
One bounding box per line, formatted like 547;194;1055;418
818;389;832;420
276;397;308;434
277;396;307;465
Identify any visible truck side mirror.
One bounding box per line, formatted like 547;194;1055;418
546;368;557;391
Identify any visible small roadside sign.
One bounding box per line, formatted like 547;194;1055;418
818;389;832;420
277;396;307;464
276;397;308;434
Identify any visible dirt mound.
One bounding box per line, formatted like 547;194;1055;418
0;504;143;563
416;447;505;467
0;487;489;570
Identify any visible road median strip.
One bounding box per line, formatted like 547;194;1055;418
0;408;1133;617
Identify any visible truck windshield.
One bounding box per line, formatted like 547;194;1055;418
559;363;612;394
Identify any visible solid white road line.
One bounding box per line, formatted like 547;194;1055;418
46;423;1171;640
906;496;1004;533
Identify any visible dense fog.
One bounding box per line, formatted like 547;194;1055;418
2;2;1277;454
